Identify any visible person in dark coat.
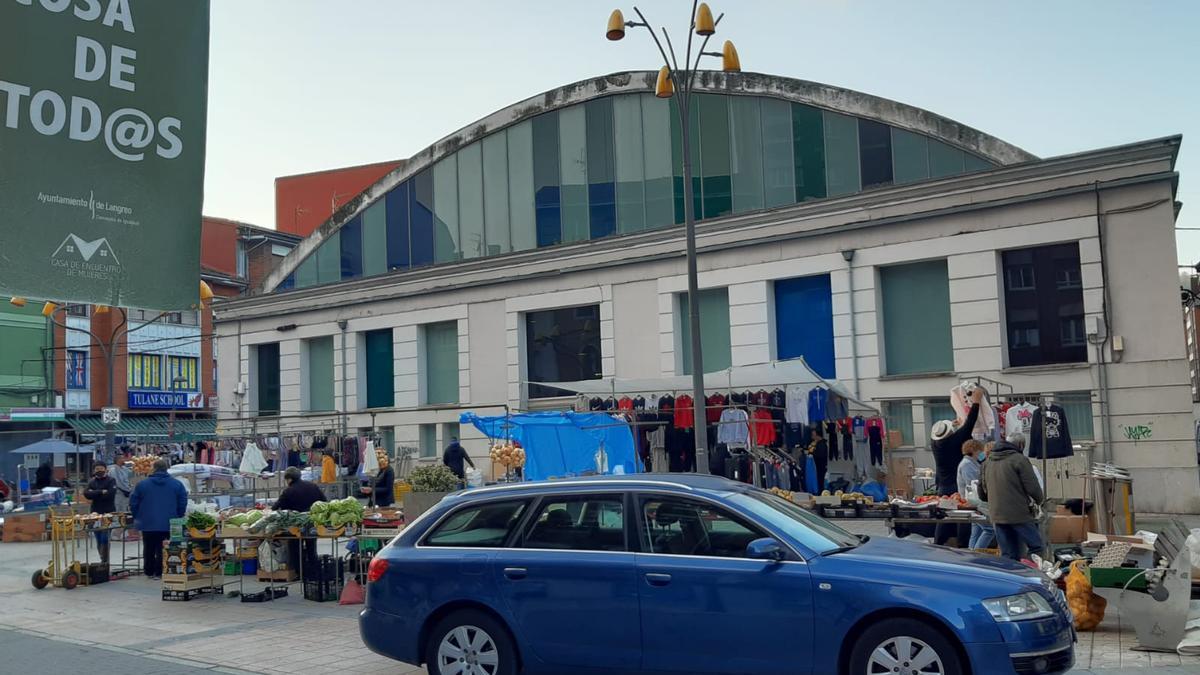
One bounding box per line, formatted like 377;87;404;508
372;456;395;507
273;467;327;512
274;467;326;579
34;461;53;490
442;438;475;486
129;460;188;578
929;387;984;547
84;461;117;563
981;432;1046;561
810;425;829;494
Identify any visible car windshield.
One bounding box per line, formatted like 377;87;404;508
726;490;862;555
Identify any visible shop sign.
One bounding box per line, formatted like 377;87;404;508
0;0;211;309
128;391;203;410
0;407;67;421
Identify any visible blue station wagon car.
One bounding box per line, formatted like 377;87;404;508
359;474;1074;675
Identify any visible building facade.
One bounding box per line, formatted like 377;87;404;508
214;71;1197;513
275;160;405;238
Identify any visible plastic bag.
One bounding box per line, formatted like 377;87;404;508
339;578;365;605
464;468;483;488
1065;560;1107;631
239;442;267;475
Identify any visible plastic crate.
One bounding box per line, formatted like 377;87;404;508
1084;565;1149;590
303;579;342;602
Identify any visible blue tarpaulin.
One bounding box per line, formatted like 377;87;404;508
460;411;639;481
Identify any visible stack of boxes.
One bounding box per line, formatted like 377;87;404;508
302;554;344;602
2;511;49;542
162;538;225;596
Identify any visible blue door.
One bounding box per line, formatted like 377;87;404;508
493;493;640;671
635;495;814;674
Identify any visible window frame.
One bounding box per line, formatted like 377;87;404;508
633;492;782;561
418;497;533;549
516;492;629;553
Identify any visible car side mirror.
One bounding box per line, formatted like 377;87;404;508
746;537;785;562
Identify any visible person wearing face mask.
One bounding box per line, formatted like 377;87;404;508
84;461;117;563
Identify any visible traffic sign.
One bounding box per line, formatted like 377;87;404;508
101;407;121;425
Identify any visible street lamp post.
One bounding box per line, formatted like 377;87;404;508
17;281;214;458
607;2;740;474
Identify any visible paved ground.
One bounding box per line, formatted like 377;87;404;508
1;517;1198;674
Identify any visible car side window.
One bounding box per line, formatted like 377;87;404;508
641;497;766;558
521;494;626;552
424;500;527;548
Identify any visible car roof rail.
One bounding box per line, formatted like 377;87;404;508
465;478;696;496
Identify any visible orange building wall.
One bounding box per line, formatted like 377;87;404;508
275;160;404;237
200;217;240;277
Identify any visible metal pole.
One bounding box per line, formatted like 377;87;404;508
678;93;709;474
104;341;115;459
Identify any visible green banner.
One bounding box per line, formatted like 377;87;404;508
0;0;210;310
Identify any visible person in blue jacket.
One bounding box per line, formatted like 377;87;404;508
129;459;187;579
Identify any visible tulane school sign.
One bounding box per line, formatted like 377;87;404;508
128;390;204;410
0;0;210;310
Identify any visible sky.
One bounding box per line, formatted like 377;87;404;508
205;0;1200;264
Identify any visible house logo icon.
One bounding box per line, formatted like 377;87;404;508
51;234;120;266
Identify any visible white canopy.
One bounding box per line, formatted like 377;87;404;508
532;357;878;413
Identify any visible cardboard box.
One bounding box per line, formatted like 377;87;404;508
1084;532;1157;568
886;429;904;449
888;457;916;498
2;531;50;543
1048;515;1087;543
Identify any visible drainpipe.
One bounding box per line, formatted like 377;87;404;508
842;249;860;399
1093;183;1115;463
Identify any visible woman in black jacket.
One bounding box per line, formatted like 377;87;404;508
372;457;395;507
84;462;117;563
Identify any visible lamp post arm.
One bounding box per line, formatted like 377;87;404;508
632;7;681;82
683;0;698;87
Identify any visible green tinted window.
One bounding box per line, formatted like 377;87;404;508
424;321;460;405
880;260;954;375
316;230;340;285
670;96;702;224
929;140;966;178
761;98;794;208
457;142;485;259
306;336;334;411
483;132;511;255
363;329;394;409
679;288;731;375
1056;392;1093;440
558;105;589;243
433;155;460;262
295;255;318;288
613;94;646;233
698;94;732;219
730;96;764;214
792;103;826;201
641;94;674;229
891;128;930;185
823;111;861;197
507;120;537;251
882;400;914;446
362;200;388;276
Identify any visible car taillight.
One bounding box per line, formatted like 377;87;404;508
366;557;389;583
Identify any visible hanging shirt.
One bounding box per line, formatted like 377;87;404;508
951;384;997;436
808;388;828;423
617;396;634;411
1005;403;1038;436
852;416;867;442
716;408;750;447
785;385;810;425
705;394;727;425
865;416;886;438
1029;404;1074;459
751;409;777;447
674;394;695;429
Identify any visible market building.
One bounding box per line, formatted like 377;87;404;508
213;70;1196;513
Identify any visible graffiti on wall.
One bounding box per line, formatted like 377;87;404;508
1119;423;1153;441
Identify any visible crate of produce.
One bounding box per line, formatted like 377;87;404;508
303;579;342;602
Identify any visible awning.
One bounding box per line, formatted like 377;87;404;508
7;438;98;455
530;357;878;413
66;415;217;440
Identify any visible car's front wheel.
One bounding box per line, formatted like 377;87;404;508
849;617;964;675
426;609;518;675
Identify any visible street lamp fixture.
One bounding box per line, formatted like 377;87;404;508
41;301;57;317
606;1;742;474
9;296;26;308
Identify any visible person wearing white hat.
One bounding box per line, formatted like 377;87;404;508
930;387;984;546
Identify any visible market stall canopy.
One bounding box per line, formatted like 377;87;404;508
67;415;216;440
530;357;878;413
8;438;98;455
460;411;639;481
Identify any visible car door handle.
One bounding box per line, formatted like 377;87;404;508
503;567;527;580
644;572;672;587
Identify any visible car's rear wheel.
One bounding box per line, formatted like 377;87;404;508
426;609;517;675
849;618;964;675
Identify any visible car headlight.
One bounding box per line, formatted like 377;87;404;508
983;591;1055;622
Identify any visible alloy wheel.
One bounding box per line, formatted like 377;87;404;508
866;636;944;675
437;624;500;675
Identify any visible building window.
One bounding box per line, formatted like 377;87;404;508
256;343;280;416
1002;243;1086;367
236;239;247;279
306;336;335;412
679;288;732;376
423;321;460;405
127;353;161;390
419;423;437;459
774;275;835;378
340;215;364;280
66;304;88;317
882;400;914;446
858;118;893;189
67;350;88;390
1056;392;1094;440
525;304;602;399
271;244;291;257
165;312;182;324
363;329;394;409
880;260;954;375
926;399;955;430
167;356;198;390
